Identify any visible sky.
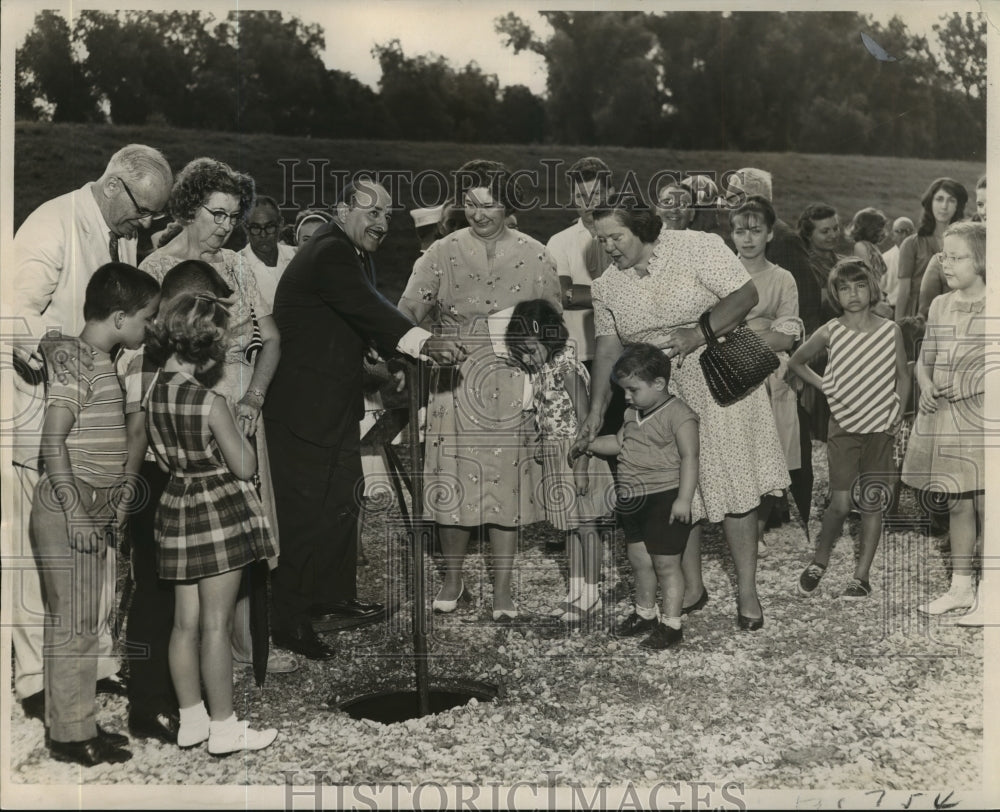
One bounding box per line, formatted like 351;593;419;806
2;0;980;97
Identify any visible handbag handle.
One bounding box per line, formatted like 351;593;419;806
698;310;719;345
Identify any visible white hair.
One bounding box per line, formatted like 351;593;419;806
102;144;172;187
734;167;773;201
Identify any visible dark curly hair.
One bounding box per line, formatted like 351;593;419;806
505;298;569;371
916;177;967;237
147;292;230;369
453;159;522;214
797;203;838;244
594;193;663;244
168;158;255;225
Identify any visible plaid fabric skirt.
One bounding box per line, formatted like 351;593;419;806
155;471;277;581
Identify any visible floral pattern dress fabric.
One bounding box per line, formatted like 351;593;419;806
400;228;561;527
591;229;790;523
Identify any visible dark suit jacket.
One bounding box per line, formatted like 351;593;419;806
767;218;823;336
264;223;416;448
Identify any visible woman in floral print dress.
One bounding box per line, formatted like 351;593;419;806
398;160;562;620
577;195;789;630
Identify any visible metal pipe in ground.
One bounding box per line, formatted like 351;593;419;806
407;362;431;716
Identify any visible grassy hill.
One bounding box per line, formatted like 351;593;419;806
13;122;984;302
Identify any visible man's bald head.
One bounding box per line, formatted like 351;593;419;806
891;217;915;247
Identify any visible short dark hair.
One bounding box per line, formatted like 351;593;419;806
594;193;663;244
827;258;881;314
506;298;568;369
83;263;160;321
729;195;776;230
917;177;968;237
567;156;613;189
454;159;522;214
848;207;888;244
612;343;671;386
797;203;838;244
160;259;233;301
169;158;255;224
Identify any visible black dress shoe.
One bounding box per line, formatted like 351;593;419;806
273;624;337;660
21;690;45;721
128;711;180;745
681;588;710;616
311;599;384;619
48;735;132;766
96;673;128;697
737;605;765;631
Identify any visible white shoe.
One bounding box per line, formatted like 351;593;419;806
918;589;975;615
208;721;277;755
956;601;984;627
177;718;210;748
757;538;769;558
432;580;467;613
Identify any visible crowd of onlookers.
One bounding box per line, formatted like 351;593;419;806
6;145;985;768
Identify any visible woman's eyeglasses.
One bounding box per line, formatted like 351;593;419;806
201;205;242;226
939;252;972;264
247;223;279;236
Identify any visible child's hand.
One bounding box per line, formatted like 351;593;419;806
888;415;903;435
918;382;941;414
574;469;589;497
669;499;692;524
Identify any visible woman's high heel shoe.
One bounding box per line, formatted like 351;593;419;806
737;602;764;631
432;581;467;614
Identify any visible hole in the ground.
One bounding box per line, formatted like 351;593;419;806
337;682;499;724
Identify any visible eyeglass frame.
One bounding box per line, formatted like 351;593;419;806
246;222;280;236
114;176;163;219
939;252;973;264
201;205;243;226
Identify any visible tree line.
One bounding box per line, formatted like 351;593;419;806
15;9;985;160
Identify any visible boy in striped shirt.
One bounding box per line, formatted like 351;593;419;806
788;259;910;600
31;263;159;766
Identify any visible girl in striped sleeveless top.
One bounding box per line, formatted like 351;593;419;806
789;259;910;600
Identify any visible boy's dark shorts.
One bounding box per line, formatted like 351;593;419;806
617;487;691;556
827;415;898;510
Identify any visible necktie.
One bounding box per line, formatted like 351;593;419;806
109;233;120;263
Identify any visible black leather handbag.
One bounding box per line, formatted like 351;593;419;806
698;310;779;406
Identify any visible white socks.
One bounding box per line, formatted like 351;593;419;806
177;701;210;748
663;616;682;630
636;604;658;621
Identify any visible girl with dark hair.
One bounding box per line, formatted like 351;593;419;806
576;194;789;632
895;177;968;321
506;299;614;625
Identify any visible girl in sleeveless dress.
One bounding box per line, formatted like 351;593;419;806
789;260;910;601
146;293;278;755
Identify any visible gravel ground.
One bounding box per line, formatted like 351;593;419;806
6;442;985;800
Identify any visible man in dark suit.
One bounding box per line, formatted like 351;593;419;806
264;180;465;659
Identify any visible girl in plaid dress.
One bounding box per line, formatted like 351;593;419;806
146;294;278;755
506;299;615;624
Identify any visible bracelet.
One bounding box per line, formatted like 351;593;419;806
245;387;266;402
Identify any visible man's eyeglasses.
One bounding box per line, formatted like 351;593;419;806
247;223;279;236
201;205;242;226
115;176;162;219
